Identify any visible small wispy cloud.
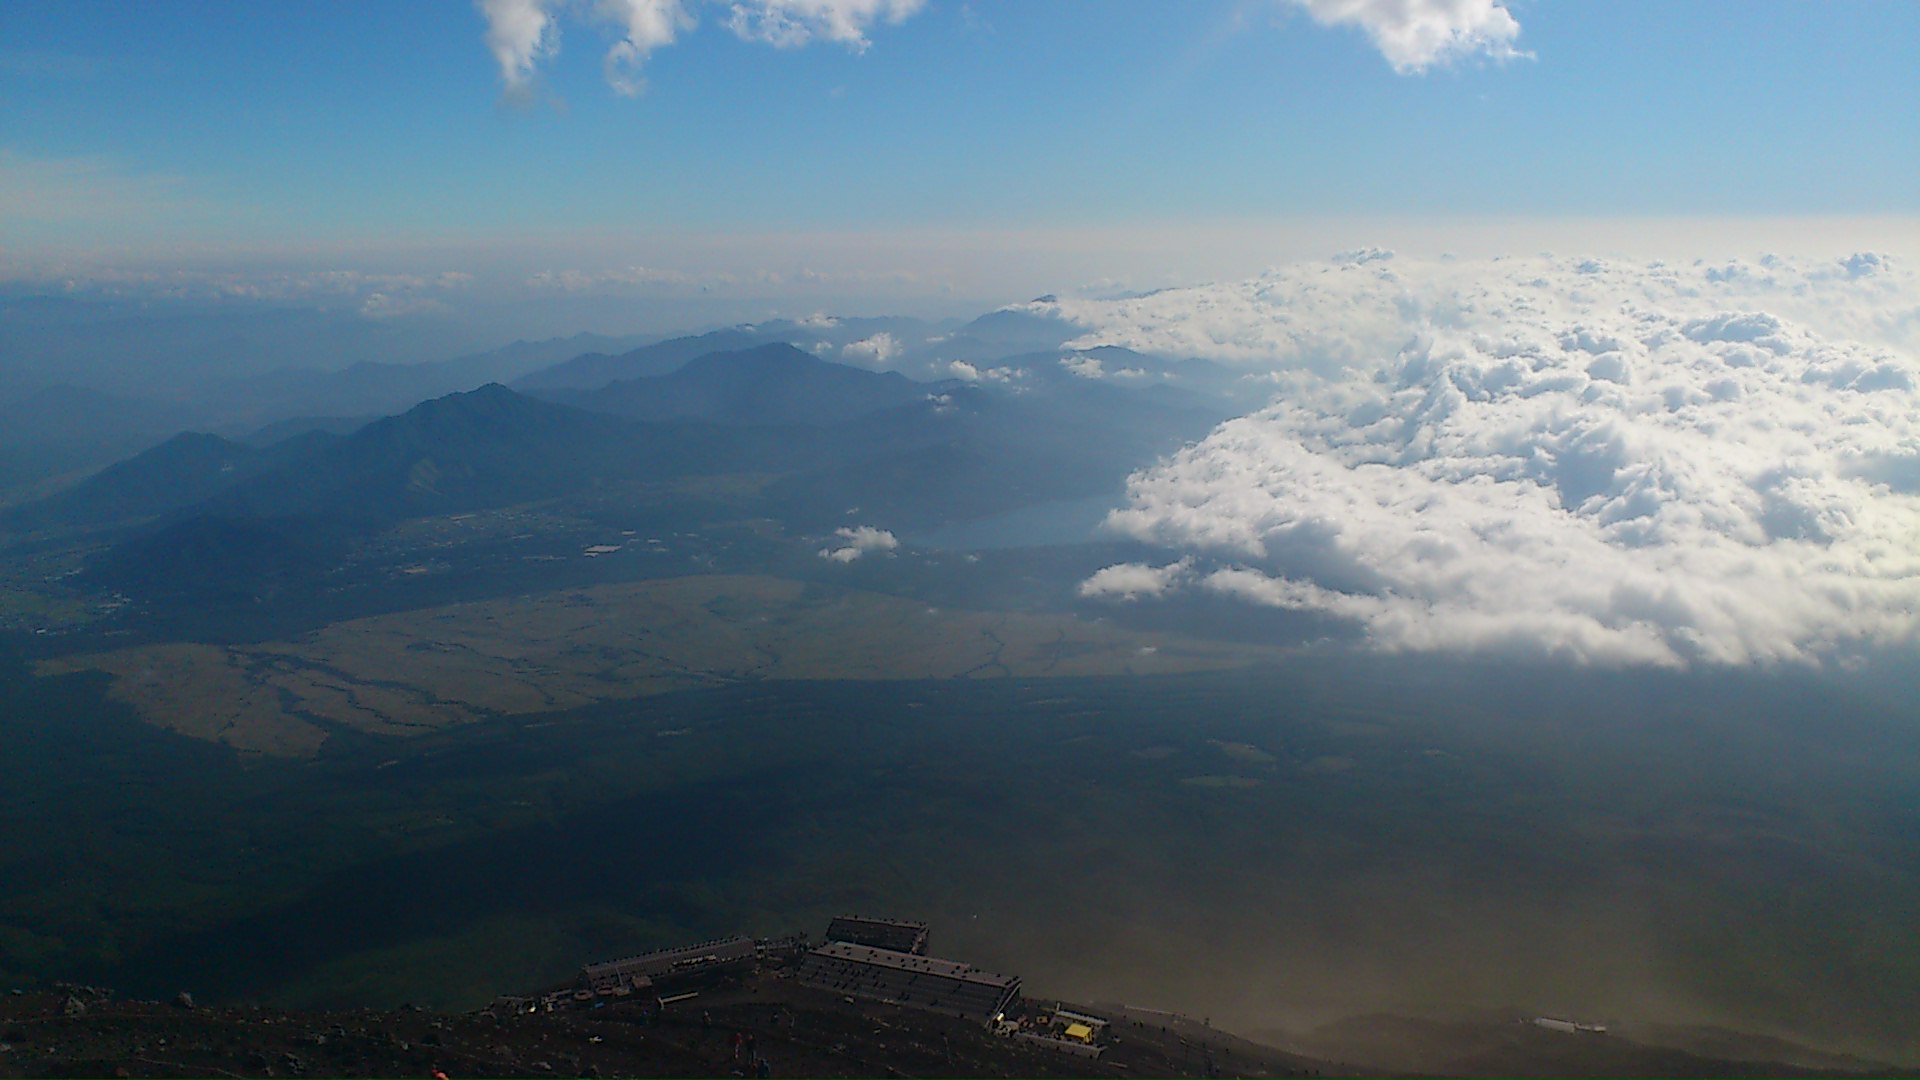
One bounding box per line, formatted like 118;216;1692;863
818;524;899;562
475;0;922;98
600;0;698;97
726;0;925;50
478;0;561;101
1283;0;1529;74
946;359;1023;383
842;331;902;365
1078;558;1191;601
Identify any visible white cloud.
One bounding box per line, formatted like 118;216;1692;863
946;359;1022;383
479;0;560;99
1087;253;1920;668
725;0;925;50
1061;354;1105;379
520;263;927;295
818;524;900;562
1057;353;1152;381
1023;263;1423;372
1284;0;1528;74
476;0;918;96
598;0;696;96
842;331;902;365
1079;559;1192;601
1334;246;1395;264
1030;251;1920;371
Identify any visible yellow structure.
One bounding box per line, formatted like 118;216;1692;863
1062;1022;1094;1043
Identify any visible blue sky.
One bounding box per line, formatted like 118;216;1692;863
3;1;1916;324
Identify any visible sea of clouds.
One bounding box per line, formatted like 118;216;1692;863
1061;251;1920;668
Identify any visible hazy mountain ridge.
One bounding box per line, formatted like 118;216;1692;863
0;431;325;532
26;333;1237;607
173;384;811;527
512;327;779;391
192;331;661;422
0;329;663;503
534;341;946;426
767;380;1232;530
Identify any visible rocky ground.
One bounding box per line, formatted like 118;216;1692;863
0;975;1347;1080
1;975;1903;1079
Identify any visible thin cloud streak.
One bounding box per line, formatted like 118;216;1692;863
475;0;921;97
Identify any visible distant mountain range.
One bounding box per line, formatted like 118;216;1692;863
513;328;780;391
533;343;945;426
0;332;659;504
7;336;1232;608
199;331;662;421
1;430;330;531
0;297;1263;510
187;383;821;527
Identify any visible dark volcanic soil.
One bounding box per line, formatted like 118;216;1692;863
0;975;1347;1080
1;976;1901;1079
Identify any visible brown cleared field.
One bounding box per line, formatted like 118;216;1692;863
39;574;1272;756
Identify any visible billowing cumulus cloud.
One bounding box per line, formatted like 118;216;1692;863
1024;260;1422;372
1079;253;1920;668
818;525;899;562
476;0;919;96
1285;0;1528;74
